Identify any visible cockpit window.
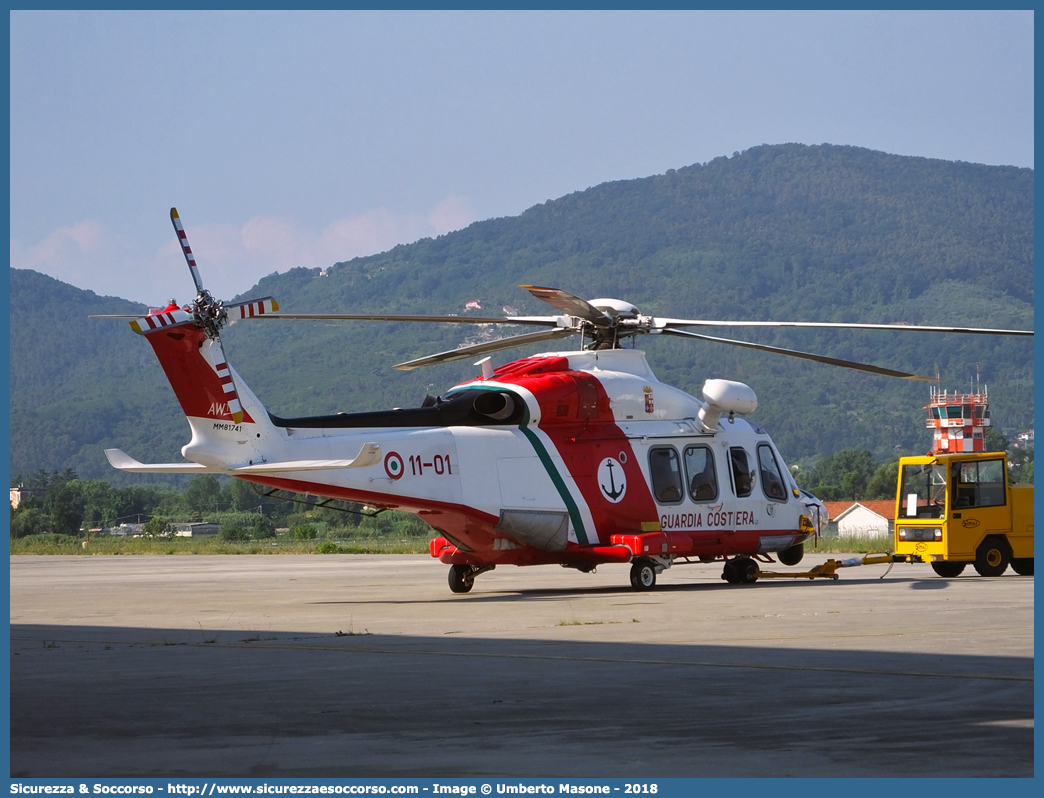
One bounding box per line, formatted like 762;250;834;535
757;444;787;502
729;447;755;498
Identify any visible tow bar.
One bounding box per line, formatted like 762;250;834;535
755;553;907;581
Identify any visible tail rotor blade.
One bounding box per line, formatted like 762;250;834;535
170;207;205;295
210;337;244;424
226;296;280;320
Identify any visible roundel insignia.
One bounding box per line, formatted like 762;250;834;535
597;457;626;503
384;452;405;480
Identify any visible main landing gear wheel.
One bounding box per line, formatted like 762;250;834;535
974;537;1011;577
931;561;967;578
629;560;657;591
1009;558;1034;576
448;564;476;594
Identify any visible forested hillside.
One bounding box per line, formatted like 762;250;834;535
10;144;1034;482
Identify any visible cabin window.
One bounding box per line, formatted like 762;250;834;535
729;447;755;498
649;447;684;504
951;459;1006;509
757;444;788;502
684;445;718;502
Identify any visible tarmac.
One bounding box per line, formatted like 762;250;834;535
9;553;1035;778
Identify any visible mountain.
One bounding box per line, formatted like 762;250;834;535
10;143;1034;483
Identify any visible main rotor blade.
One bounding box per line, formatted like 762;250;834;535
521;286;612;325
170;207;205;295
255;312;561;327
655;318;1033;336
394;328;578;371
661;328;935;381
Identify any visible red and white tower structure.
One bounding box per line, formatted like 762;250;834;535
926;383;991;454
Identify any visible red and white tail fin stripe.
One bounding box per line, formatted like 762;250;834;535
128;309;194;334
229;297;279;319
138;322;255;426
170;207;204;293
212;343;244;423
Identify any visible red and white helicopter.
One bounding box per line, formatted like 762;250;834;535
96;209;1033;592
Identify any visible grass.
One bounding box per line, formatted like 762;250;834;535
10;534;431;556
10;533;897;557
808;533;894;554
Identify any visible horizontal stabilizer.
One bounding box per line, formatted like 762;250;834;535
122;309;195;334
104;449;213;473
229;443;382;474
106;443;382;474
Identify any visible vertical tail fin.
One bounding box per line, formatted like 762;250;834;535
136;320;275;467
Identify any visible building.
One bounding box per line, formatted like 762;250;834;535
10;484;37;509
173;523;220;537
822;500;895;538
926;386;990;454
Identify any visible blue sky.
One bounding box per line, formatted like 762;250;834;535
10;10;1034;304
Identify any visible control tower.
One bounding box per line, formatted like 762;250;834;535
926;385;991;454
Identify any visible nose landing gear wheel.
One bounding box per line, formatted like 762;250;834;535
777;543;804;566
448;564;476;594
736;558;759;584
629;560;657;591
722;557;758;584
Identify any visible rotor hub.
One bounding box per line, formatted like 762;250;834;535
191;289;228;339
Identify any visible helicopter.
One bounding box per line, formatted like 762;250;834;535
94;209;1034;593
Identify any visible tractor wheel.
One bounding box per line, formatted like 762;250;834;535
1009;558;1034;576
629;561;657;591
930;561;966;578
777;543;804;566
973;537;1011;577
448;564;475;594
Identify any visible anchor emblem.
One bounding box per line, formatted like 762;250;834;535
597;457;626;503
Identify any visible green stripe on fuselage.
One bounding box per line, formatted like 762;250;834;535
471;385;589;546
518;421;590;546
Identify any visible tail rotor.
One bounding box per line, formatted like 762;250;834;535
169;207;244;422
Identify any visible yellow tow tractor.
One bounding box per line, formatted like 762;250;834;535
893;451;1034;577
747;450;1033;583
